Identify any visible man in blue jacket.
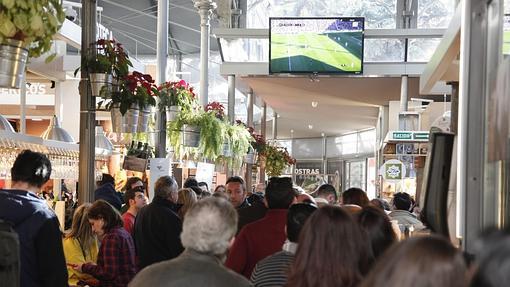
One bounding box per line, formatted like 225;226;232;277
0;150;68;287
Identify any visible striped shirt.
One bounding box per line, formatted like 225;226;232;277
250;243;296;287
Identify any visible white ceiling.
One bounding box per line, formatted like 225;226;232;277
245;76;423;138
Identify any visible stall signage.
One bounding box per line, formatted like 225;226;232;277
379;159;406;182
295;168;320;175
392;132;412;140
413;133;429;140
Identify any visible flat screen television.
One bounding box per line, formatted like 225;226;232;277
418;131;455;238
269;17;365;74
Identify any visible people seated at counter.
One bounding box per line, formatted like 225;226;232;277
122;187;147;236
129;197;251;287
72;200;137;287
63;203;99;286
94;173;123;211
342;187;370;208
286;205;373;287
314;183;338;205
251;203;317;287
134;175;184;269
226;177;296;279
360;236;467;287
0;150;68;287
388;192;425;231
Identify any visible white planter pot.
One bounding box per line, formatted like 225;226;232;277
137;105;152;132
89;73;113;98
124;105;139;133
165;106;181;122
110;104;125;133
182;125;200;147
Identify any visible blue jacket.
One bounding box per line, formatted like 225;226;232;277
0;189;68;287
94;183;122;210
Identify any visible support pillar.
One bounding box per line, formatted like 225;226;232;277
156;0;169;158
272;112;278;139
245;90;253;191
258;102;266;183
20;77;26;134
194;0;217;107
400;75;408;112
78;0;97;205
448;81;459;134
228;75;235;125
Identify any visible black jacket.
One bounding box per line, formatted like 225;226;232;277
0;189;68;287
134;196;184;269
94;183;122;211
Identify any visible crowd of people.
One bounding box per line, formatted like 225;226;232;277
1;150;510;287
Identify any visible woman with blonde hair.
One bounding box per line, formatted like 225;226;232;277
63;203;99;286
177;188;198;220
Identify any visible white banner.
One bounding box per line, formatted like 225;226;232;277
195;162;215;191
149;158;172;201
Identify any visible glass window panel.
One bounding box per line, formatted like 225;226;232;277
358;129;376;154
504;15;510;56
219;38;269;62
407;38;441;62
418;0;455;28
506;0;510;14
292;138;323;159
342;133;358;155
247;0;397;29
364;39;405;62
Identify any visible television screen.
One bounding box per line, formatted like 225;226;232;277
419;131;455;238
269;17;364;74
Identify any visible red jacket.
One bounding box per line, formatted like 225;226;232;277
225;209;288;278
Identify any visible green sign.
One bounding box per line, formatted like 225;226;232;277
392;132;412;140
413;133;429;140
385;163;403;180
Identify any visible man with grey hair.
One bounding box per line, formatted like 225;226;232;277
130;197;251;287
134;175;184;269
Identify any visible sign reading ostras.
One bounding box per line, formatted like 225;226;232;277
295;168;320;175
0;83;48;96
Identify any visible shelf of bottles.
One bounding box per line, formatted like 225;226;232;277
0;131;110;180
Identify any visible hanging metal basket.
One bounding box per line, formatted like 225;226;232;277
0;40;28;89
137;105;152;132
244;150;257;164
124;105;139;133
89;73;113;98
182;125;201;147
221;142;232;157
110;104;125;133
165;105;180;122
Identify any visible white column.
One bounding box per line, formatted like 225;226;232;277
156;0;169;157
228;75;235;124
400;75;408;112
20;77;26;134
194;0;217;107
58;80;81;141
272;112;278;139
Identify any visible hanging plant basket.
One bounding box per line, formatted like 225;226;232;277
110;103;125;133
244;150;257;164
182;125;201;147
0;40;28;89
165;105;181;122
221;142;232;157
125;104;140;133
89;73;113;98
137;105;152;132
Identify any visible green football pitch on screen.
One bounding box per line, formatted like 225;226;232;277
270;31;363;73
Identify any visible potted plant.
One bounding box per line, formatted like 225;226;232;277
167;106;202;158
158;79;198;121
222;121;253;168
198;107;225;160
263;145;296;177
108;71;158;133
76;39;133;98
0;0;65;88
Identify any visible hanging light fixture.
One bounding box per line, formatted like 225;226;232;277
95;126;114;154
0;114;15;132
41;115;75;143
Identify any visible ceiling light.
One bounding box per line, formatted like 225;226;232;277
290;129;294;133
308;125;313;130
41;115;75;143
0;114;15;133
311;101;318;108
